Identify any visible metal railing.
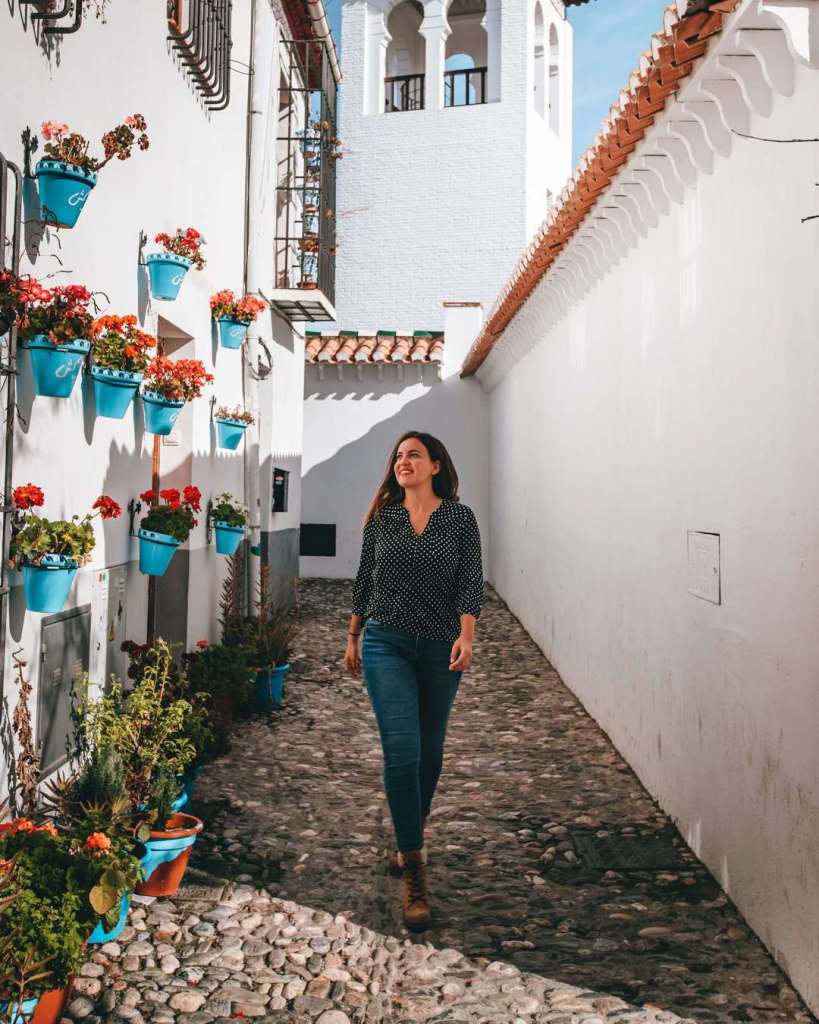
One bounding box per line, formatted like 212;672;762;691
444;66;487;107
385;73;425;113
168;0;232;111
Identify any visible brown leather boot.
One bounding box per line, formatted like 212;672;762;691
388;817;428;877
401;849;431;931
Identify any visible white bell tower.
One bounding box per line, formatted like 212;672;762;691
335;0;573;331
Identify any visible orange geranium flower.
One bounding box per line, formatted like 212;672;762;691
84;832;112;853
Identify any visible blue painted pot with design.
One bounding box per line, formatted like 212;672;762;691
36;159;97;229
137;528;180;576
22;335;89;398
146;253;191;301
22;554;77;613
90;365;143;419
142;389;184;435
216;316;250;349
214;521;244;556
215;416;248;451
255;664;289;709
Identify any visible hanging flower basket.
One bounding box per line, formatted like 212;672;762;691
21;553;77;614
214;520;244;556
137;528;180;576
255;664;290;709
36;160;97;229
146;253;192;301
90;366;143;419
135;813;203;898
141;389;184;435
21;335;90;399
215;416;248;450
87;890;132;945
216;316;250;349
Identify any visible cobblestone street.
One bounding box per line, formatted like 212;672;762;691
67;579;814;1024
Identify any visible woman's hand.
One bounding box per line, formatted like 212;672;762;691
449;635;473;672
344;634;362;677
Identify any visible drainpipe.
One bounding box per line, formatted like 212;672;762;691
305;0;342;84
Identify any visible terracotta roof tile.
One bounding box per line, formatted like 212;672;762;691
461;0;741;377
305;331;444;365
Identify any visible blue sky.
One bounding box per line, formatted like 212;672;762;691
324;0;663;168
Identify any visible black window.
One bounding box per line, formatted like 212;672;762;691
300;524;336;557
272;468;289;513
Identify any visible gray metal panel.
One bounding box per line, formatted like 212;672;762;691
261;528;299;609
38;605;91;777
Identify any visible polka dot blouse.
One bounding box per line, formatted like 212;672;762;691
351;498;484;643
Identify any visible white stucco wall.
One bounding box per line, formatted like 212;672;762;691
335;0;572;331
0;0;297;789
478;17;819;1013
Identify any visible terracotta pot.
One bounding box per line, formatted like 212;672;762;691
135;813;203;898
32;988;69;1024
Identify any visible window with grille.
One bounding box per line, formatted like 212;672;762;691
167;0;232;111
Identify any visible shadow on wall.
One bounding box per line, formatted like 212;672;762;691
5;0;63;64
301;371;488;580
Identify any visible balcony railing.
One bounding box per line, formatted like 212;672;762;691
385;73;425;113
444;66;487;107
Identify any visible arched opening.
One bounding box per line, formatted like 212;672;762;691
385;1;426;111
533;3;545;117
548;22;560;133
445;0;487;106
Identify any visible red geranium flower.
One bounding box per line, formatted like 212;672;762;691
196;639;209;649
12;484;45;510
160;488;180;504
93;495;122;520
183;485;201;511
140;489;156;503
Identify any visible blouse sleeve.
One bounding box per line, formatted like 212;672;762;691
351;515;376;617
456;507;484;619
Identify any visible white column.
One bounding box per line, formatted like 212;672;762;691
482;0;502;102
366;10;392;115
420;0;450;110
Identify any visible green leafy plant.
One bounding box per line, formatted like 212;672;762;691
139;485;201;543
9;486;121;569
234;564;295;670
211;493;247;528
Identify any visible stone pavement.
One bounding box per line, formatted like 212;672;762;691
65;579;815;1024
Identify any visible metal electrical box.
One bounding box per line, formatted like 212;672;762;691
38;605;91;777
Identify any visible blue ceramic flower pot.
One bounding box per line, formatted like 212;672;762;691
36;159;97;229
142;390;184;435
87;891;132;945
216;317;249;349
214;521;244;556
173;765;201;812
22;335;89;398
22;554;77;613
146;253;191;301
215;417;248;451
90;365;143;419
255;664;289;710
138;528;179;576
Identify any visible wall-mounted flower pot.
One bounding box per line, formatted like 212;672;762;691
146;253;192;301
137;528;180;576
90;366;143;419
1;987;70;1024
135;813;203;898
214;521;244;556
22;554;77;613
216;316;250;350
255;664;289;710
36;159;97;229
142;390;184;435
215;417;248;451
87;891;132;945
22;335;90;398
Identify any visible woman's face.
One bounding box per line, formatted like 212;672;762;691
393;437;440;490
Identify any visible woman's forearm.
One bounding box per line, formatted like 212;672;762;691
348;614;364;636
459;613;476;641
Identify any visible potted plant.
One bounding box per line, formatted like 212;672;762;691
147;227;206;301
36;115;149;229
182;639;252;740
209;493;247;557
9;486;121;613
213;404;254;451
87;315;156;419
136;485;200;576
238;566;295;709
209;290;267;349
141;355;213;435
17;284;96;399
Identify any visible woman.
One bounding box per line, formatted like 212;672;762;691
344;431;484;932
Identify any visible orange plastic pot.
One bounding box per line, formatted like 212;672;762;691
135;813;203;898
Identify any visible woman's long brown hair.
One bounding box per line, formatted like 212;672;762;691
364;431;460;524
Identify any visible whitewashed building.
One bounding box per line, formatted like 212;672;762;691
0;0;339;791
301;0;819;1014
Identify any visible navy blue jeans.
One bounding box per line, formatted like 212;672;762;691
361;619;462;853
